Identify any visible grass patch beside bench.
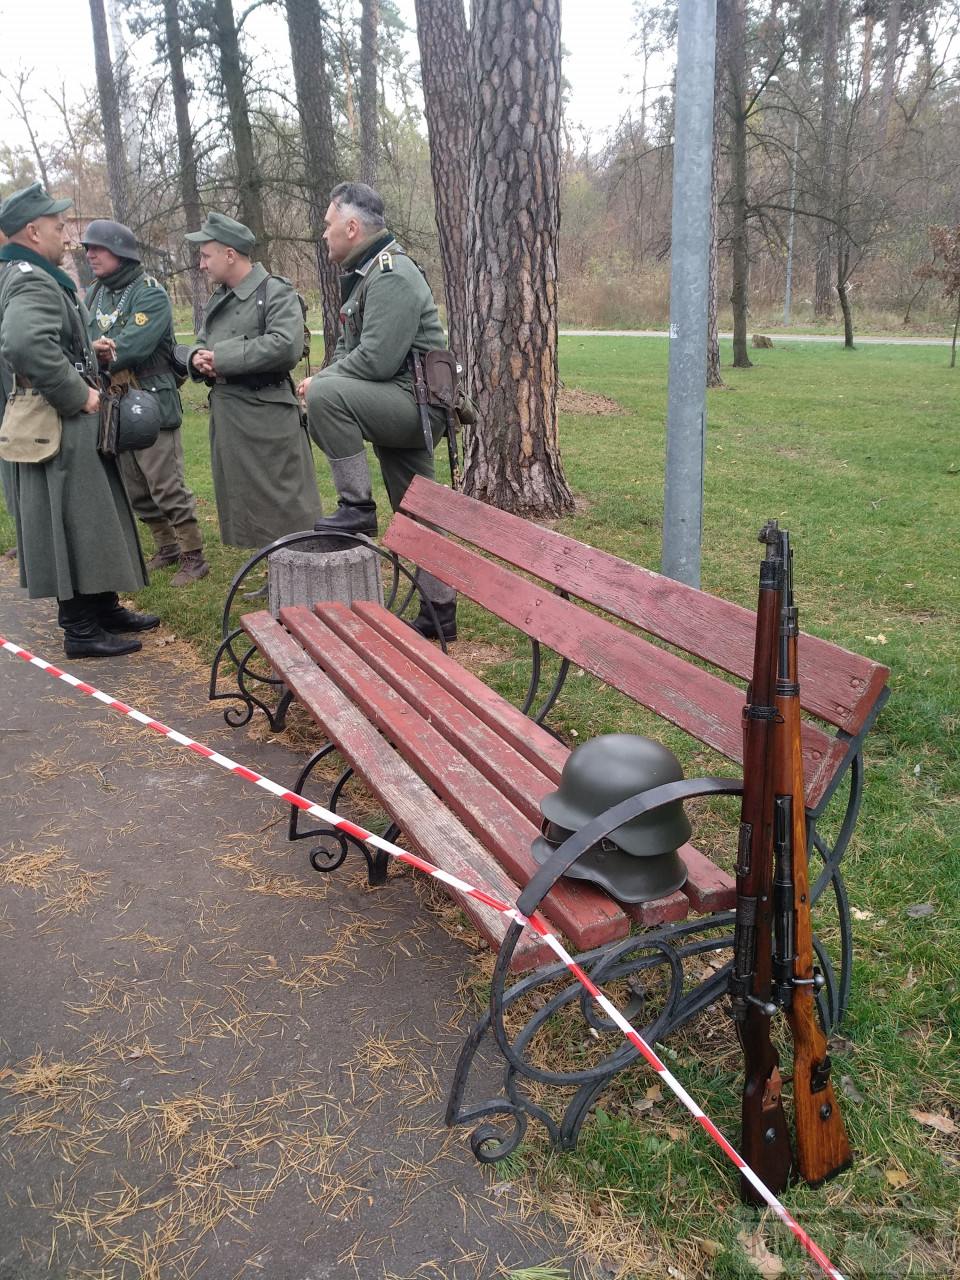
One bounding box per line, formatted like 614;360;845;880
2;338;957;1277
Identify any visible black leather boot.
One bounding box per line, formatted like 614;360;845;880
313;501;378;539
58;597;143;659
91;592;161;633
406;600;458;643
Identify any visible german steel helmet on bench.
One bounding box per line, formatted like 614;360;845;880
531;734;692;902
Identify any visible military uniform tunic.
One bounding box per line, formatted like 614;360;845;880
0;245;147;600
85;262;201;550
189;262;321;548
306;234;448;511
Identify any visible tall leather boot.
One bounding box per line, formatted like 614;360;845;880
59;596;142;659
313;452;378;544
90;592;161;633
170;520;209;587
406;572;458;642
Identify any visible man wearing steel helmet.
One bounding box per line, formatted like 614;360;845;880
83;219;209;586
185;211;321;548
0;183;157;658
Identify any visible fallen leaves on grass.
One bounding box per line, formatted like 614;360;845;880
736;1229;784;1279
910;1109;956;1136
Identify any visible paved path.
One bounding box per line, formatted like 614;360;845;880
0;567;571;1280
558;328;952;346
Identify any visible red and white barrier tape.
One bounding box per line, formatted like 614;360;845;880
0;634;845;1280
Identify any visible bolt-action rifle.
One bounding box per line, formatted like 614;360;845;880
731;522;794;1203
771;531;853;1186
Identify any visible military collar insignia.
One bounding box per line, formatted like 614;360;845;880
354;238;398;279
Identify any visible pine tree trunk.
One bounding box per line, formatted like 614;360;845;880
414;0;470;366
463;0;573;517
286;0;341;363
878;0;901;140
163;0;205;334
212;0;271;269
359;0;379;186
729;0;752;368
815;0;840;318
89;0;130;225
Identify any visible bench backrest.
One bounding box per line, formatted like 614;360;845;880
384;478;890;810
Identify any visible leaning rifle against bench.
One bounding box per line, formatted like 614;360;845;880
732;522;852;1203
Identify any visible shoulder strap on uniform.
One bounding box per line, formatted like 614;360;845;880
255;276;270;338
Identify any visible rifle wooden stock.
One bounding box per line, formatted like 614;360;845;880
773;541;853;1186
732;527;794;1203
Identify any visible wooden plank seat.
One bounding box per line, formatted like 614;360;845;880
228;476;888;979
218;476;890;1160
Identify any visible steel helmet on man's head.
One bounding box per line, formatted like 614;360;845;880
82;219;142;262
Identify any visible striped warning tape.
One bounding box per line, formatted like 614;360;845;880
0;633;845;1280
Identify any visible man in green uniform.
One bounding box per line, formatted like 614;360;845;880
185;211;321;548
83;219;209;586
0;183;157;658
298;182;457;641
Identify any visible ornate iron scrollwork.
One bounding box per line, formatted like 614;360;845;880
447;774;854;1163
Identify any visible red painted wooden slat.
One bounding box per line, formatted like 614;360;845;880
383;516;847;808
398;477;890;737
280;606;630;950
677;843;737;912
314;602;556;825
355;602;568;784
623;890;691;927
240;611;552;971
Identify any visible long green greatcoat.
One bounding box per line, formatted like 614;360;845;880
84;263;182;427
0;248;147;600
189;262;320;548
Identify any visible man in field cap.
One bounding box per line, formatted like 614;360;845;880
185;211;320;548
0;183;156;657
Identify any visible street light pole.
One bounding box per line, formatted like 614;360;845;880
661;0;718;588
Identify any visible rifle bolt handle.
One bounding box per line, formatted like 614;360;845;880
747;995;778;1016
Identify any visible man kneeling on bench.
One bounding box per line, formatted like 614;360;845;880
297;181;457;642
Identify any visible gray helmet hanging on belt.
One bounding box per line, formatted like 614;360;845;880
82;219;142;262
117;389;162;451
531;734;692;902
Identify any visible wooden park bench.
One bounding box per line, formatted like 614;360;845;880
210;476;889;1159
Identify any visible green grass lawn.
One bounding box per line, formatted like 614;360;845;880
1;339;957;1278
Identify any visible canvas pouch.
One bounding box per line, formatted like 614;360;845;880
0;389;62;463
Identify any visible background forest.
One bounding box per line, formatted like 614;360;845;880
4;0;960;344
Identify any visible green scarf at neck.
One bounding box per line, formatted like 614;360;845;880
98;260;143;293
0;242;78;292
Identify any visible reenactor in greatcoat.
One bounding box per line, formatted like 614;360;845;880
82;219;209;586
299;182;458;641
185;212;321;548
0;183;158;658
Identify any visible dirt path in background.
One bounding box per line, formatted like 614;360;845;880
0;564;574;1280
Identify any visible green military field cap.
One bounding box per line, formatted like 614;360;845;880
185;211;256;254
0;182;72;235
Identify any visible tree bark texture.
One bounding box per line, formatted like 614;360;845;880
286;0;341;363
212;0;271;269
89;0;131;225
359;0;379;186
463;0;573;518
814;0;840;317
163;0;206;333
414;0;471;367
837;245;855;347
878;0;902;140
728;0;753;368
